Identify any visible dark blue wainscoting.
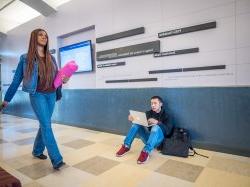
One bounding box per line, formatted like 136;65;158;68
3;87;250;156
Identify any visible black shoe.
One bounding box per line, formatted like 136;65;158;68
34;154;47;160
53;161;66;170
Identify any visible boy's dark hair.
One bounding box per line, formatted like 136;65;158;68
151;96;163;104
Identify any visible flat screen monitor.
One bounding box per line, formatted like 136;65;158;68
59;40;93;73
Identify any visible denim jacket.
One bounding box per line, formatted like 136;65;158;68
4;54;58;102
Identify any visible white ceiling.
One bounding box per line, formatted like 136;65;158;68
0;0;14;10
0;0;72;34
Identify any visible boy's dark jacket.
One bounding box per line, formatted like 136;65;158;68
146;108;173;137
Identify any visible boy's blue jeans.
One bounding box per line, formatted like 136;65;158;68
29;92;63;167
124;123;164;153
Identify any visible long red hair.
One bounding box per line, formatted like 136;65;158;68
24;29;55;89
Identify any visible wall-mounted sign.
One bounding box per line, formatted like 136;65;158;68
97;62;125;68
149;65;225;74
149;68;182;74
97;40;160;61
183;65;225;72
154;47;199;57
158;21;216;38
96;27;145;43
106;78;157;83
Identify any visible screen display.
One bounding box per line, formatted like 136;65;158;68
59;40;93;72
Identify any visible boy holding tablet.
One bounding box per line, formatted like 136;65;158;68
116;96;173;164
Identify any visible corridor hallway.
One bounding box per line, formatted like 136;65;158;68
0;114;250;187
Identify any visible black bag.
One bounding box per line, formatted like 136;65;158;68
56;86;62;101
161;127;208;158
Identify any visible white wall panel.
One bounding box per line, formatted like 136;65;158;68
236;46;250;64
113;0;161;31
236;13;250;48
161;0;234;19
0;0;250;89
236;0;250;15
236;63;250;85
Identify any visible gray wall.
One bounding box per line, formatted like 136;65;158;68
3;87;250;156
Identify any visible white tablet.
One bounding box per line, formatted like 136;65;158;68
129;110;152;127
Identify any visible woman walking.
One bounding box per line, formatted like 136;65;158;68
2;29;68;170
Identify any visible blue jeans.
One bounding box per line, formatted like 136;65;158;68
124;123;164;153
29;92;63;167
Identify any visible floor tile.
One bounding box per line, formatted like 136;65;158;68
17;128;38;133
4;154;43;169
137;172;194;187
99;146;138;163
73;156;120;175
83;129;101;134
37;167;94;187
13;137;35;146
63;143;113;166
54;129;96;140
0;129;35;141
62;139;95;149
0;143;32;160
156;159;204;182
83;164;151;187
213;151;250;163
99;136;124;148
86;132;123;143
195;168;250;187
17;161;63;180
22;181;45;187
56;135;80;144
123;150;168;171
207;155;250;177
58;144;76;155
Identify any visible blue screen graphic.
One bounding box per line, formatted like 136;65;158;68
59;40;93;72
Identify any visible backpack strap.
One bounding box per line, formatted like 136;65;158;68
189;146;209;158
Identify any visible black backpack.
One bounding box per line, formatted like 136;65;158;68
161;127;208;158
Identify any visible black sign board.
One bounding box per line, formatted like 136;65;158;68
97;40;160;61
183;65;225;72
149;68;182;74
106;78;157;83
97;62;126;68
96;27;145;43
149;65;225;74
154;48;199;57
158;21;216;38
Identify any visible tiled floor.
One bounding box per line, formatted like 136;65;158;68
0;114;249;187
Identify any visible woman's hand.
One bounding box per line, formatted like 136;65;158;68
62;75;69;84
148;118;158;125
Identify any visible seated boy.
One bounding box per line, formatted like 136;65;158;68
116;96;173;164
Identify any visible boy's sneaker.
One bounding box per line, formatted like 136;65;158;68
116;144;130;157
137;150;149;164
